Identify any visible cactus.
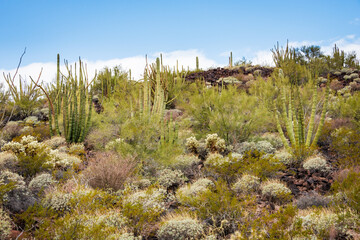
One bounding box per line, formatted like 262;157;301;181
32;54;95;143
196;56;199;71
274;76;330;158
229;52;233;68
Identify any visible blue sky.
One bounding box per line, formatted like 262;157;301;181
1;0;360;81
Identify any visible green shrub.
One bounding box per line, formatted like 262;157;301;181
122;187;167;236
182;85;270;145
177;179;256;234
331;169;360;214
206;150;284;182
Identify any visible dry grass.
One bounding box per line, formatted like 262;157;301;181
83;151;136;191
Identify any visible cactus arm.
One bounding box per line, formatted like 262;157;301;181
275;108;290;148
311;82;330;148
305;82;318;147
281;87;296;146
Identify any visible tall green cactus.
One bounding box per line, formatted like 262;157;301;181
34;54;94;143
229;52;233;68
275;77;330;158
62;59;94;143
196;56;199;71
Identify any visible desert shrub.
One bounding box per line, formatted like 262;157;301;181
274;150;296;166
205;150;284;183
0;207;12;240
122;187;167;236
204;153;228;168
43;136;66;149
177;178;215;200
48;150;82;169
183;85;271;145
331;169;360;214
177;179;256;234
131;179;152;190
83;152;136;191
68;143;85;156
40;208;128;240
86;126;120;150
294;208;339;239
246;204;308;239
29;173;56;195
1;121;22;141
2;135;53;177
170;154;201;177
261;180;292;203
205;133;226;153
0;170;35;212
232;174;260;194
261;132;284;149
296;191;330;209
254;140;275;154
24;116;39;125
328;126;360;167
157;168;186;188
303;156;330;173
157;213;203;240
0;151;18;171
185;136;199;154
124;188;166;214
42;190;72;214
235;140;275;154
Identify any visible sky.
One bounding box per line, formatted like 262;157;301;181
0;0;360;83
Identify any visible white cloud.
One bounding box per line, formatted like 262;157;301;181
0;49;218;86
251;50;274;66
350;18;360;25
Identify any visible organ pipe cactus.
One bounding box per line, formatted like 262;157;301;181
274;76;330;158
32;54;95;143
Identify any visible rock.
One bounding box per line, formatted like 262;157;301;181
164;109;183;121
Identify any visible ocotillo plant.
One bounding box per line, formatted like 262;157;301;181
274;77;330;159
